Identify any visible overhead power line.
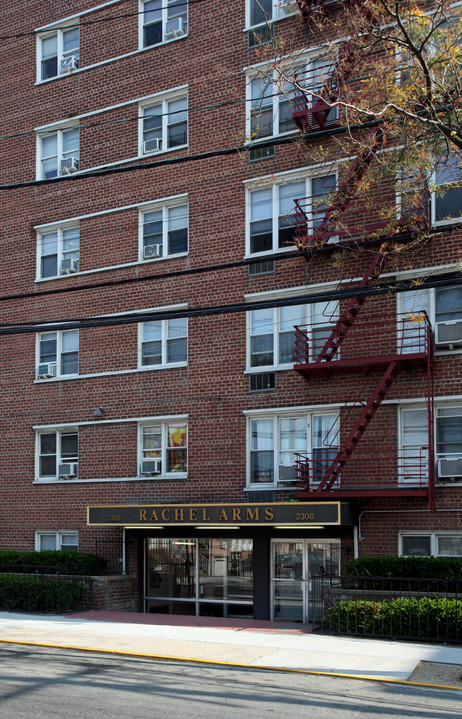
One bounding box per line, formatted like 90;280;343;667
0;269;459;335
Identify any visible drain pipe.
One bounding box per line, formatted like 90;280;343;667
122;528;126;575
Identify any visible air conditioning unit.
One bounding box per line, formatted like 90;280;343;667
143;244;162;259
438;457;462;478
280;0;297;14
436;320;462;346
37;362;57;379
60;55;79;73
60;157;79;175
143;138;161;154
165;17;185;40
278;465;297;483
61;258;79;274
141;458;162;476
58;462;78;479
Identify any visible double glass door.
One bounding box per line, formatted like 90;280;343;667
272;540;340;622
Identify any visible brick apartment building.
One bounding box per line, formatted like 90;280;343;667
0;0;461;621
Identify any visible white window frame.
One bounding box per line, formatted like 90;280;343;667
139;199;188;261
139;0;188;48
247;410;339;488
37;24;80;82
246;171;337;257
35;530;79;551
35;428;79;482
399;401;462;485
399;284;462;350
138;420;188;478
139;91;188;156
138;317;188;368
246;0;297;29
36;328;79;380
431;154;462;226
37;223;80;280
246;300;338;371
246;55;336;141
399;532;462;557
37;125;80;180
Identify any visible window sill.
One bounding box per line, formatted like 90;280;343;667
244;484;295;491
245;365;294;374
34;474;188;484
34;364;188;383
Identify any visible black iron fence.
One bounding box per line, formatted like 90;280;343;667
0;564;92;614
311;575;462;642
94;537;126;575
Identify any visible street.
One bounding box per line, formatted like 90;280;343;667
0;644;460;718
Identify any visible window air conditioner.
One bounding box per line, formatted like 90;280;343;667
143;138;161;154
37;362;57;379
60;157;79;174
278;465;298;483
280;0;298;14
58;462;78;479
165;17;185;40
61;257;79;274
436;319;462;346
143;244;162;259
438;457;462;478
141;458;162;476
60;56;79;73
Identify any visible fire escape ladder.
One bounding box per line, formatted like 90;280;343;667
316;360;401;491
315;244;390;363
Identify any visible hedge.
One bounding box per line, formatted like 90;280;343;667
346;556;462;580
0;550;106;575
0;574;84;613
324;597;462;640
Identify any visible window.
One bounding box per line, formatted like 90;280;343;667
36;329;79;379
140;94;188;155
432;154;462;223
400;533;462;557
36;531;79;551
247;57;337;140
141;0;187;47
38;225;80;278
39;127;79;179
140;201;188;259
39;25;79;81
401;404;462;483
248;411;338;486
139;421;187;476
36;429;78;481
401;284;462;348
139;318;188;367
247;174;336;255
247;0;296;27
248;300;338;370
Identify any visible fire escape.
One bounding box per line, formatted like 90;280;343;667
290;0;435;510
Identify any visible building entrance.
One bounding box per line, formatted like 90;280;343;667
144;537;253;617
271;540;340;622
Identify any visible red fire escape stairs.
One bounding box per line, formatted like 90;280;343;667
289;1;435;509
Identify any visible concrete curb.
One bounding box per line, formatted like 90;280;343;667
1;637;461;693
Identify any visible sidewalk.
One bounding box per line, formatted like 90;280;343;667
0;610;462;688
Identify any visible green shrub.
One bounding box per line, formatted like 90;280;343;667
0;550;106;575
346;556;462;580
324;597;462;640
0;573;84;613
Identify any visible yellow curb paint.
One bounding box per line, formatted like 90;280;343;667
0;638;461;692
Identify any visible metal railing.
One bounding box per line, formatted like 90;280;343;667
94;537;126;575
0;563;91;614
311;574;462;642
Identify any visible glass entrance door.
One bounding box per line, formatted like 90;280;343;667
272;540;340;622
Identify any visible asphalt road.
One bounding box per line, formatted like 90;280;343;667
0;644;460;719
